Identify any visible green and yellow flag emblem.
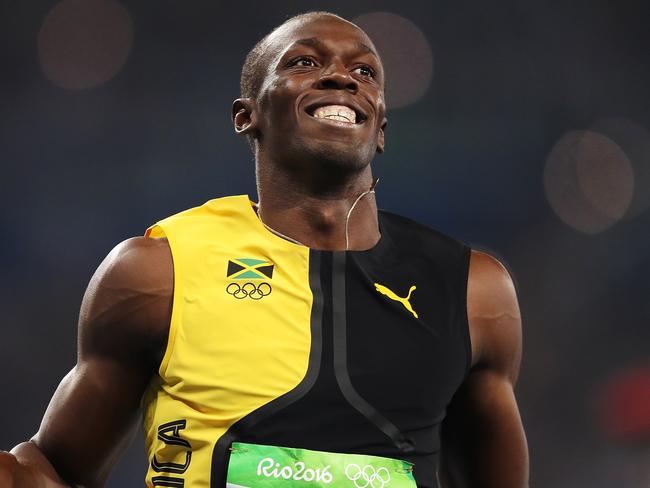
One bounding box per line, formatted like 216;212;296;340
227;258;274;280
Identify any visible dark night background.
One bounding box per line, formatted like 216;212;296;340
1;1;649;486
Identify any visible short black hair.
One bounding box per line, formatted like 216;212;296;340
240;11;349;101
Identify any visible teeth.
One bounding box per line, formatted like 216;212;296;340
312;105;357;124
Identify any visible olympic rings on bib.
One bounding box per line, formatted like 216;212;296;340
345;463;391;488
226;282;272;300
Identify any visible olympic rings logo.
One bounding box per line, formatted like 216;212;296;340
226;282;272;300
345;464;391;488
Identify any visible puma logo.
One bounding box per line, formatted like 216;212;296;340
374;283;418;319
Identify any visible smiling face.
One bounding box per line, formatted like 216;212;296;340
239;14;387;174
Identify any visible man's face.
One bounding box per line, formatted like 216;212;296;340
253;15;387;172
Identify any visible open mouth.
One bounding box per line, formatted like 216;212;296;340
305;104;367;125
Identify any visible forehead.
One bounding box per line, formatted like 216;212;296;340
265;15;379;62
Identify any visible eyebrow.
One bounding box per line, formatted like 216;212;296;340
293;37;379;60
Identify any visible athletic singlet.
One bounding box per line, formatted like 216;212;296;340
141;195;471;488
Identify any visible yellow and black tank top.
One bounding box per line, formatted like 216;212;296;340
142;195;471;488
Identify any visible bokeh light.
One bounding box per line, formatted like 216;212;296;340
591;117;650;219
544;130;634;234
38;0;133;90
353;12;433;109
596;362;650;443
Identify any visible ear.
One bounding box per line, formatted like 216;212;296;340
232;98;259;136
376;116;387;153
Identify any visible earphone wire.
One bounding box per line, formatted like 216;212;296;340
256;176;380;250
345;177;379;250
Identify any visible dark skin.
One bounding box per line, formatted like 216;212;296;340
233;15;388;250
0;14;528;488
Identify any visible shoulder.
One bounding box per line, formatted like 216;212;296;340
79;236;173;367
467;250;518;309
467;250;522;379
87;236;172;289
82;236;172;315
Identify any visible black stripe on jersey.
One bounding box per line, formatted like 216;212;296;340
152;475;185;487
331;251;414;453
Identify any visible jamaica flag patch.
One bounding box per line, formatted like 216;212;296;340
227;258;274;280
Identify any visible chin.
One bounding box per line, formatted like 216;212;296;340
301;139;374;172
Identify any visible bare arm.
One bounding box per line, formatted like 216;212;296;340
0;236;172;487
439;250;529;488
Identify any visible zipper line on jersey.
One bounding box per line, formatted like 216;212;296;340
331;251;415;454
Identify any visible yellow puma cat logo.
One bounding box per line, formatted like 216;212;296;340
374;283;418;319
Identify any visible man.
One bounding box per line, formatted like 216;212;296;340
0;11;528;488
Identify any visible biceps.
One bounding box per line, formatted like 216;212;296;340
440;369;529;488
34;359;149;486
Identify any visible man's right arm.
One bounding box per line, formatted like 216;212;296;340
0;236;173;487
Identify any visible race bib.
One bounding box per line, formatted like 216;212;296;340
226;442;417;487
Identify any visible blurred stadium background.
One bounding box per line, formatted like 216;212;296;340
1;1;649;486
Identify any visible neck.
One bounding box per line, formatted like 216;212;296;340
255;162;380;251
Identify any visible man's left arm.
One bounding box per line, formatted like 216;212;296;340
439;250;529;488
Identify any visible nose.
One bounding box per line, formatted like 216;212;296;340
315;60;358;92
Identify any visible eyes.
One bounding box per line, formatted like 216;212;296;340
353;65;375;78
291;57;316;68
287;56;377;80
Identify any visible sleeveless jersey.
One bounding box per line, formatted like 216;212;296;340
141;195;471;488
